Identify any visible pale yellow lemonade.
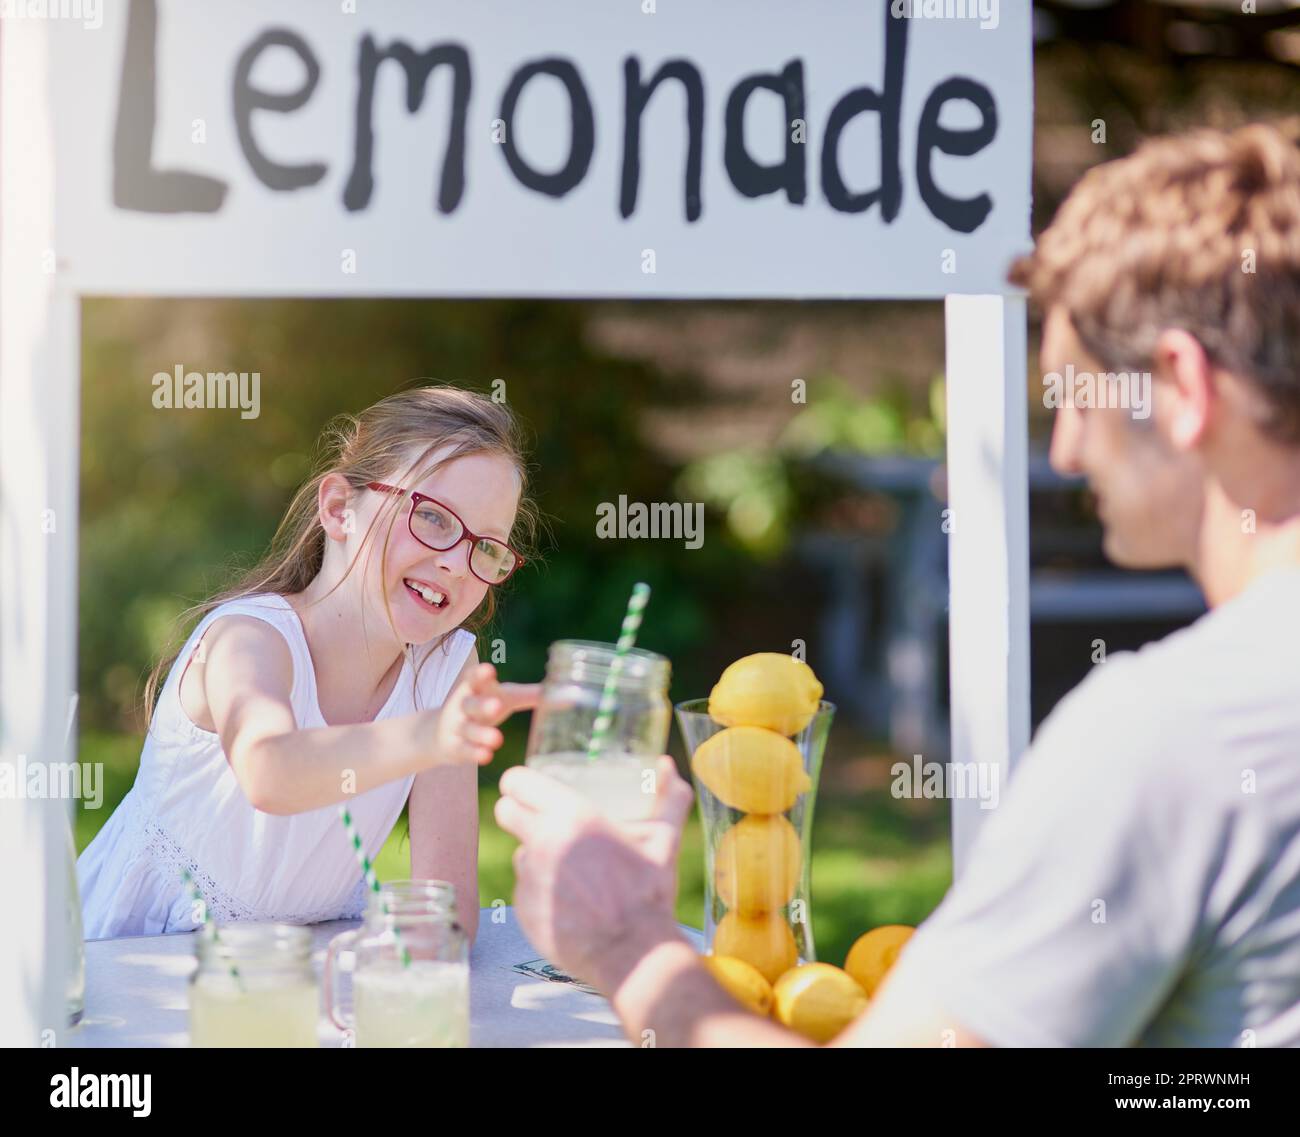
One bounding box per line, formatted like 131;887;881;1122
525;751;658;821
353;958;469;1048
189;973;319;1047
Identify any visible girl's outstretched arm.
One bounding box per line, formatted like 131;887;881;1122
198;616;537;816
409;652;483;942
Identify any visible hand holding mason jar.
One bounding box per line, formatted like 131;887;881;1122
523;639;672;821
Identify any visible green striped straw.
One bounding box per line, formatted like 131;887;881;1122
181;868;243;989
338;804;411;968
585;582;652;762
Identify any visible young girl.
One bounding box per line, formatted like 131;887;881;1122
77;385;540;943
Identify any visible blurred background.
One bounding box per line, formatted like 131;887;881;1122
76;0;1300;965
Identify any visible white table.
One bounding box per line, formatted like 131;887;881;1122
69;906;703;1048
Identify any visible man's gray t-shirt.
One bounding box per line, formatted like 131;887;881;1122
885;566;1300;1047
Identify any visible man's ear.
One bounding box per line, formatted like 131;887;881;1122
318;473;356;542
1152;328;1215;451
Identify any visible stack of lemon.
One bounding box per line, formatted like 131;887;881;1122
691;652;914;1042
693;653;822;984
704;924;916;1042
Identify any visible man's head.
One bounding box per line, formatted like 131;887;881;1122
1010;124;1300;569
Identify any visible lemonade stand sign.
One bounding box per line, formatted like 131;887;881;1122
1;1;1032;1043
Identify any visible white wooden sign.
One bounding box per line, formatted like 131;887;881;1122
1;0;1032;1045
51;0;1030;296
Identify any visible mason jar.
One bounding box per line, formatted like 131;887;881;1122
324;880;469;1048
188;923;318;1047
524;639;672;821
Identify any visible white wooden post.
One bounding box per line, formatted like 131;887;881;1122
943;294;1031;876
0;23;77;1046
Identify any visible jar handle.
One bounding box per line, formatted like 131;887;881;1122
323;929;361;1035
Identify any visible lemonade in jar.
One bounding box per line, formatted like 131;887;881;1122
524;750;660;821
524;639;671;822
353;958;469;1047
325;880;468;1047
188;924;319;1047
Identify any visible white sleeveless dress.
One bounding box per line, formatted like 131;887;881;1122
77;592;476;940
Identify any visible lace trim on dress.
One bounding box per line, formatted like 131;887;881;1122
121;795;368;926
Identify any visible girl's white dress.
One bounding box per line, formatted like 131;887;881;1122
77;592;475;939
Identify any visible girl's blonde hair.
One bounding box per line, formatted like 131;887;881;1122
140;384;539;729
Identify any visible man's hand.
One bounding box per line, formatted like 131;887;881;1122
496;747;988;1049
432;662;539;766
494;755;695;991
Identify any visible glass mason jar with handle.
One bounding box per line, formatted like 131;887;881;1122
524;639;672;822
188;923;319;1047
324;880;468;1048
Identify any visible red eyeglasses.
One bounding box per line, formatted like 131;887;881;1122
367;482;525;585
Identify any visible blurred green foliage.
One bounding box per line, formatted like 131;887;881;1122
81;299;757;730
80;301;942;731
678;374;945;557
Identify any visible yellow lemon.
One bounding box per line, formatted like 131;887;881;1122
772;963;868;1043
702;954;774;1016
691;726;811;813
708;653;824;735
844;925;915;996
715;814;802;914
713;911;799;985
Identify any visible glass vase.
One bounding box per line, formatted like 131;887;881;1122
675;699;834;981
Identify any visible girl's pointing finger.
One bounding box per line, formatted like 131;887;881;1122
495;683;542;716
468;662;498;693
465;695;503;722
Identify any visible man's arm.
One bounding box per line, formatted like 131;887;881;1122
832;966;989;1047
604;923;812;1047
500;653;1198;1048
498;760;987;1047
595;914;988;1048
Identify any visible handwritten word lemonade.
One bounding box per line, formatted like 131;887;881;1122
189;924;318;1047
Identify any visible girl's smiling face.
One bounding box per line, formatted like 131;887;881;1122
362;447;522;647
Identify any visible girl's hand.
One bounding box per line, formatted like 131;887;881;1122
432;662;541;766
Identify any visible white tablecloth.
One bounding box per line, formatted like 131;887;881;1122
68;907;704;1048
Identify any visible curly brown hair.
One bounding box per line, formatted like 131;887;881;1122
1009;122;1300;443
